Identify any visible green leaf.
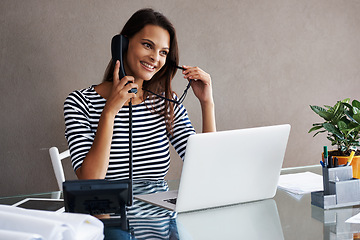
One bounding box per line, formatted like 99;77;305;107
323;123;343;139
340;145;347;151
340;116;351;125
310;105;332;121
348;122;359;129
343;103;353;110
310;105;325;114
338;121;347;131
353;113;360;123
345;111;358;123
331;101;341;114
342;98;351;104
333;103;345;122
308;125;323;133
353;100;360;109
353;107;360;115
313;130;326;137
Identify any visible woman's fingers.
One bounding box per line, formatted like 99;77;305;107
180;65;213;104
112;65;137;98
113;60;121;83
115;76;137;96
182;65;211;85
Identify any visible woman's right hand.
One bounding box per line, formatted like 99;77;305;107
76;61;137;179
104;60;138;116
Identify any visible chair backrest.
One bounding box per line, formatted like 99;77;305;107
49;147;70;191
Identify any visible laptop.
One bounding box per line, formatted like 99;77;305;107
135;124;291;213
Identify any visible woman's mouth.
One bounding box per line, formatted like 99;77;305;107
141;61;156;72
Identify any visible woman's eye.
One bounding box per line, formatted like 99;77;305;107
143;43;152;49
160;51;168;56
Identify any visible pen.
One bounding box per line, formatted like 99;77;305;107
324;146;328;168
346;150;356;166
328;156;333;168
320;161;325;168
334;157;338;167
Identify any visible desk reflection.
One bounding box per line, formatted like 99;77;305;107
104;199;178;240
312;205;360;239
105;180;284;239
105;199;283;240
176;199;284;240
105;180;178;240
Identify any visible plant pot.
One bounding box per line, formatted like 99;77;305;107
323;151;360;179
335;156;360;179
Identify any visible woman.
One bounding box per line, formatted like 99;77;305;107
64;8;216;182
64;8;215;239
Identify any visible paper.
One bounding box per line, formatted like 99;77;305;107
277;171;323;195
0;204;104;240
346;212;360;224
0;229;42;240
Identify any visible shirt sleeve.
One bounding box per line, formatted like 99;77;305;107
63;91;95;172
168;102;196;160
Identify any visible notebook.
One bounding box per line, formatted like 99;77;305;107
135;124;291;213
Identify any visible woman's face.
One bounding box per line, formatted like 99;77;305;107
124;24;170;82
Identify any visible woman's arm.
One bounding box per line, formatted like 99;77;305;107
182;66;216;133
76;61;138;179
200;100;216;133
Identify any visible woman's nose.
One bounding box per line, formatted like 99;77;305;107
150;51;160;62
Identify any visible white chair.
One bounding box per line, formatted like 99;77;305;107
49;147;70;191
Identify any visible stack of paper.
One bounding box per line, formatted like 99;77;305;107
0;204;104;240
277;171;323;195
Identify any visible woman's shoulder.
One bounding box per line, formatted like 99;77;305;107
65;85;102;105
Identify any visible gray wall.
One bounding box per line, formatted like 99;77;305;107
1;0;360;197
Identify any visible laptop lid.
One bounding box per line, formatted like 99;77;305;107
175;124;290;212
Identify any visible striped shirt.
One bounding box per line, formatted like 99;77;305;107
64;85;195;181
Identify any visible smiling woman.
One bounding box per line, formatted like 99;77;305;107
63;7;216;192
64;8;215;184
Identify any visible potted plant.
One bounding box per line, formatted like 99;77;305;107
309;98;360;178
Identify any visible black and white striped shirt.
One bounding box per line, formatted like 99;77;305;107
64;85;195;181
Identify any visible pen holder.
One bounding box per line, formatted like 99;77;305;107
312;165;360;209
322;166;353;195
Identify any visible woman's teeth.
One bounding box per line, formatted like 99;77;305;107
141;62;155;69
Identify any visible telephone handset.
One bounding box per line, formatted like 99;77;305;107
111;34;137;94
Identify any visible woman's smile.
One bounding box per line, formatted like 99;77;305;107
140;61;156;72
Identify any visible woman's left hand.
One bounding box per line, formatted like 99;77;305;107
182;65;214;105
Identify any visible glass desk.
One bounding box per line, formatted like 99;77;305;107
1;165;360;240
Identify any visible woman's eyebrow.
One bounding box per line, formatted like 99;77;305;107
142;38;169;50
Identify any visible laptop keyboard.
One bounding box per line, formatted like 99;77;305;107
163;198;177;205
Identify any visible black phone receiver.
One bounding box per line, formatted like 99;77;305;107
111;34;137;94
